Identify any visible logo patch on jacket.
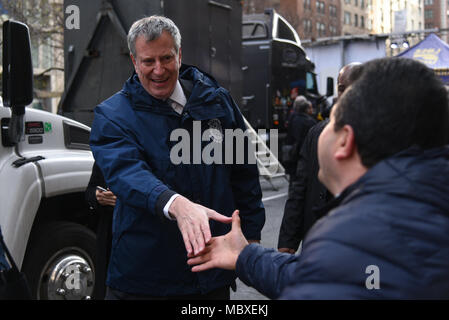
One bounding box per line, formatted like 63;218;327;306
207;119;223;143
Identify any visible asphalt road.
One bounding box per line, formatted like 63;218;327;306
230;176;290;300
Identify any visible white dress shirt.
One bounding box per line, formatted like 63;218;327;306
162;80;187;219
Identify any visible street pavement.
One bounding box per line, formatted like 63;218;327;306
230;176;290;300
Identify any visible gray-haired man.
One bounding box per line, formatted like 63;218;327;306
90;16;265;299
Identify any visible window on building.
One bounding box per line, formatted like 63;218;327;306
354;14;358;27
304;19;312;34
361;16;365;28
316;22;326;36
424;0;433;5
354;0;358;6
361;0;365;9
316;1;325;14
344;11;351;25
425;9;433;19
329;5;337;17
304;0;311;9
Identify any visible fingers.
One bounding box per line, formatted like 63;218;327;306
231;210;241;231
97;192;117;207
179;220;205;256
207;209;233;224
187;244;215;272
191;261;215;273
200;221;212;245
178;214;210;256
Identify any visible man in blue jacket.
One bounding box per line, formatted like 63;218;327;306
90;16;265;299
188;57;449;299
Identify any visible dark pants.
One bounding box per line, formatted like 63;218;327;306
93;209;113;300
105;286;230;300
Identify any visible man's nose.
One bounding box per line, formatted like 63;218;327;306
153;60;164;75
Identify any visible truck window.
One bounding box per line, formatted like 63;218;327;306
306;72;317;92
242;22;267;39
242;23;254;39
63;121;91;150
276;19;296;42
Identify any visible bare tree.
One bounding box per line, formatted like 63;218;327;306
0;0;64;65
0;0;64;111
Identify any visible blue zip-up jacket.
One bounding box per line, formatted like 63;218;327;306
90;65;265;295
237;146;449;299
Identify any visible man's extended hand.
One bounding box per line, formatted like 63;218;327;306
169;195;233;256
187;210;248;272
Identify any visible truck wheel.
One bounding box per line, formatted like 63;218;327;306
22;222;96;300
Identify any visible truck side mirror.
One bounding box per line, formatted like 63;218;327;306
2;20;33;110
2;20;33;145
326;77;334;97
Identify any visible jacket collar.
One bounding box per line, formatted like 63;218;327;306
122;65;226;120
313;145;449;219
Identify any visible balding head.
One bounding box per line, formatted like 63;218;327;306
337;62;363;98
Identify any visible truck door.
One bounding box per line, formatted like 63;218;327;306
0;108;43;270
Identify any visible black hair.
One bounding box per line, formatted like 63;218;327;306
334;57;449;168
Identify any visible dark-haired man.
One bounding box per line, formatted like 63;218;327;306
188;58;449;299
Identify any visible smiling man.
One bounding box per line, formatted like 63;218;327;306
89;16;265;300
188;57;449;299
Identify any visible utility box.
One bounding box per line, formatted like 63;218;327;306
60;0;242;127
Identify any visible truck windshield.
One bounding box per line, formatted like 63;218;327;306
306;72;318;93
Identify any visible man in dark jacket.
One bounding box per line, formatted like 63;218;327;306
284;96;316;179
278;63;362;253
90;16;265;299
188;57;449;299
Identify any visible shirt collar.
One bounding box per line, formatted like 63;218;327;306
169;80;187;107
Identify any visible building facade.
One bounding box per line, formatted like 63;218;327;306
277;0;342;39
342;0;369;35
424;0;448;41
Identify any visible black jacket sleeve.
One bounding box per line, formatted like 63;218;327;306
85;162;107;211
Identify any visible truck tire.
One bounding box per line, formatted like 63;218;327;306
22;222;96;300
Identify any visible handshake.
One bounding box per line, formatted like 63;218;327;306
168;195;251;271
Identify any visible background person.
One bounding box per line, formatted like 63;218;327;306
278;63;363;254
284;95;316;180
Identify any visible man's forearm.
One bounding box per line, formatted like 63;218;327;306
236;244;300;299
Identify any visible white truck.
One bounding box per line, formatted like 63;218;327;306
1;21;96;299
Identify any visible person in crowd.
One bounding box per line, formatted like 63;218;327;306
284;95;317;180
188;57;449;299
278;62;363;254
89;15;265;300
85;162;116;299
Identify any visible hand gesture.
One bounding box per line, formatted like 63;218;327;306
169;196;233;256
187;210;249;272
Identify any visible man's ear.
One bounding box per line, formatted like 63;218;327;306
335;125;356;160
178;47;182;67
